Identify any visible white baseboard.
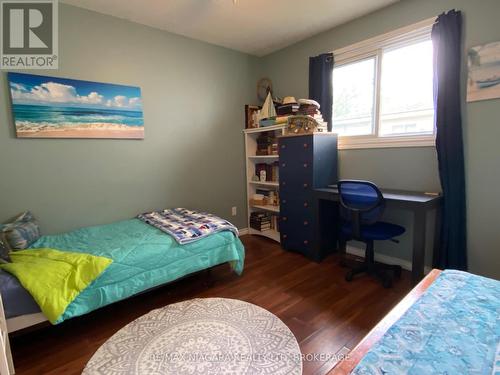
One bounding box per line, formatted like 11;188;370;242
238;228;249;236
239;230;430;274
346;244;431;274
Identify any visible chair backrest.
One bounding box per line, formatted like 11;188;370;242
338;180;385;237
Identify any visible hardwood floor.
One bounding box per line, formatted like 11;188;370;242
10;235;412;375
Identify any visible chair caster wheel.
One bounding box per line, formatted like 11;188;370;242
345;271;354;282
382;277;392;288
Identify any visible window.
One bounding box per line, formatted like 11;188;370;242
332;57;376;136
331;19;436;149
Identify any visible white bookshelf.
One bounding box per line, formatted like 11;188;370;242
251;204;280;213
243;124;286;243
248;181;279;187
248;227;281;242
247;155;279;160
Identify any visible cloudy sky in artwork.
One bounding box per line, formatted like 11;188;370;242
8;73;142;111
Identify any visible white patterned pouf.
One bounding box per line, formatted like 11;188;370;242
83;298;302;375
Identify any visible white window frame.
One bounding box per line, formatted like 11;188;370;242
332;17;437;150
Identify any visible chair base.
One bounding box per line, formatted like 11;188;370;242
344;260;401;288
341;239;402;288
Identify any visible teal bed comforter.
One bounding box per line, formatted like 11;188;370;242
30;218;245;324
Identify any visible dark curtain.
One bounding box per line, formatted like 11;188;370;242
309;53;334;131
432;10;467;270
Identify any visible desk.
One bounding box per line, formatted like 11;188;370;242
313;187;442;284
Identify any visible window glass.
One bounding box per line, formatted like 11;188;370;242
379;40;434;136
332;57;376;136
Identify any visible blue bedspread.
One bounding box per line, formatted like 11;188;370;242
353;270;500;374
29;219;244;324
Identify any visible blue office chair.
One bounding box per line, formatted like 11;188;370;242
338;180;404;288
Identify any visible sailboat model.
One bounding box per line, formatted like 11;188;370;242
258;92;277;127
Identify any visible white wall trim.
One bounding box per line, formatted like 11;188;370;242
346;244;432;274
332;16;436;63
338;135;436;150
238;228;249;236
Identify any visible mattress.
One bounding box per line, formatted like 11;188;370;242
0;270;41;319
2;219;244;323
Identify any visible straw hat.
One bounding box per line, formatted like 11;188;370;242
282;96;298;105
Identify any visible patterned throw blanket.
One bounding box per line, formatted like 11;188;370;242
138;208;239;244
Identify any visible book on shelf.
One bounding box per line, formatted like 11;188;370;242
250;211;279;232
256;132;278;156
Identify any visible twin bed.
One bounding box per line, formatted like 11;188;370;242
334;269;500;374
1;216;245;333
3;214;499;374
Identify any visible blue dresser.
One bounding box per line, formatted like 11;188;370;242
279;133;338;261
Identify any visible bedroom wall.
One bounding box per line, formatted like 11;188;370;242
1;1;498;279
258;0;500;279
0;4;257;234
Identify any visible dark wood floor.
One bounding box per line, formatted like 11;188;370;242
10;235;412;375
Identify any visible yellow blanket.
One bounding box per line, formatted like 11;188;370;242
0;248;112;324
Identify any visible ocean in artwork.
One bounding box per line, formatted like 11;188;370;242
467;41;500;102
8;73;144;139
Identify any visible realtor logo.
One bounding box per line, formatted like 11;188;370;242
1;0;58;69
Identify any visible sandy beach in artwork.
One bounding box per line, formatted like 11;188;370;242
16;122;145;139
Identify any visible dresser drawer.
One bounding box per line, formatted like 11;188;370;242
280;196;313;220
278;136;313;160
280;225;314;252
279;212;312;233
279;158;313;193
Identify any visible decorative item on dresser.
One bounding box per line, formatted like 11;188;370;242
279;133;338;261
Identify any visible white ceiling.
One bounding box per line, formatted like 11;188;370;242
62;0;399;56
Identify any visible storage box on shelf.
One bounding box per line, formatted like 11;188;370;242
244;124;286;242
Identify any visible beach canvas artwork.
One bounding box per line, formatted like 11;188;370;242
8;73;144;139
467;41;500;102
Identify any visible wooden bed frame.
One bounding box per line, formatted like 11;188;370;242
330;269;442;374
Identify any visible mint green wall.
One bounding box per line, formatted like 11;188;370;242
0;4;258;234
259;0;500;279
1;1;498;279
